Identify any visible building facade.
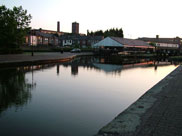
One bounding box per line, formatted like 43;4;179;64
25;21;103;47
25;29;59;46
138;36;182;49
59;35;103;47
93;37;155;54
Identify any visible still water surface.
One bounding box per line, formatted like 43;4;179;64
0;56;178;136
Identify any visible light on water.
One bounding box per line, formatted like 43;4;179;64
0;56;178;136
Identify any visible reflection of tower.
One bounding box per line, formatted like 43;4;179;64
32;65;34;85
154;61;158;71
72;22;79;34
71;65;78;76
57;64;60;75
31;65;36;88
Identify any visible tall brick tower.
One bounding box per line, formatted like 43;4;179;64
57;21;60;32
72;22;79;34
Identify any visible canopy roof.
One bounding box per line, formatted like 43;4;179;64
93;37;154;48
93;37;123;48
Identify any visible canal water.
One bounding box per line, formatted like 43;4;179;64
0;56;178;136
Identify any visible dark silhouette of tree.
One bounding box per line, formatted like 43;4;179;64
149;42;156;46
0;5;32;53
87;28;124;38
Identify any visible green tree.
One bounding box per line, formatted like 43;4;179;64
0;5;32;53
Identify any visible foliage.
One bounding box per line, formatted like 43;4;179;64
149;42;156;46
87;28;124;38
0;5;32;53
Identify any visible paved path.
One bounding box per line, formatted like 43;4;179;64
97;65;182;136
0;52;92;67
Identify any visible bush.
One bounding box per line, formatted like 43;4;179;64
0;48;23;54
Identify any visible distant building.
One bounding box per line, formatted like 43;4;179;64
59;35;103;47
25;21;65;46
138;35;181;49
25;29;59;46
25;21;103;47
93;37;154;50
72;22;79;34
35;28;65;36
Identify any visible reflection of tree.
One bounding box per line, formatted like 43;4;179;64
0;68;34;114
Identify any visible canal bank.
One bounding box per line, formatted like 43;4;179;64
97;65;182;136
0;52;92;67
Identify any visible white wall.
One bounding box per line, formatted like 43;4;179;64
156;43;179;48
63;40;72;46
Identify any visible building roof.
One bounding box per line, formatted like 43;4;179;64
111;37;149;46
93;37;152;48
138;37;181;44
35;31;53;38
32;29;66;36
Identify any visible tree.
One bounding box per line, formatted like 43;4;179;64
149;42;156;46
87;28;124;38
0;5;32;53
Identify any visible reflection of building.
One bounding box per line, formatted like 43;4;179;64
93;63;122;73
71;65;78;76
57;64;60;75
72;22;79;34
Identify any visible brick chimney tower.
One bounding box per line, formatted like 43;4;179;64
156;35;159;39
72;22;79;34
57;21;60;32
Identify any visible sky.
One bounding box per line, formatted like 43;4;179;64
1;0;182;38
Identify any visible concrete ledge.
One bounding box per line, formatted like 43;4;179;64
0;52;92;68
96;65;182;136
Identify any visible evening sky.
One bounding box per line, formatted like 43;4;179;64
1;0;182;38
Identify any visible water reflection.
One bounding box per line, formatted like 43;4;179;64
61;56;180;76
0;67;36;115
0;63;60;114
1;56;175;115
0;56;180;136
0;56;179;115
57;64;60;75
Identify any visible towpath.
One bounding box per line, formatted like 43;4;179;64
0;52;92;67
97;65;182;136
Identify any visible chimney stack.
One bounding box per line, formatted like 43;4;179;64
72;22;79;34
57;21;60;32
156;35;159;39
